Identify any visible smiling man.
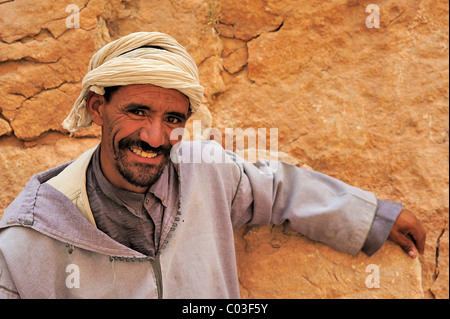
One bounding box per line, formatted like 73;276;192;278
88;84;190;193
0;32;425;299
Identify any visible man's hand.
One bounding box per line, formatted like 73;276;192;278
388;209;426;258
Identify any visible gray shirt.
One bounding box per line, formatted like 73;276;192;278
0;141;402;298
86;145;401;257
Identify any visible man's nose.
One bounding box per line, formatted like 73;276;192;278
139;119;166;148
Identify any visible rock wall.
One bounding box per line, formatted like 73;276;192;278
0;0;448;298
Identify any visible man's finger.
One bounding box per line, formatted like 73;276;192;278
393;209;427;256
389;231;418;258
409;219;426;255
404;210;427;255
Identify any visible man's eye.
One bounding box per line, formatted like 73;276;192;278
167;116;181;124
131;110;145;116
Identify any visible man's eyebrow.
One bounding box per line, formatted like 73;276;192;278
167;111;188;120
123;103;151;110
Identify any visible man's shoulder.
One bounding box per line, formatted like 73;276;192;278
0;162;72;229
0;146;98;230
171;140;243;167
171;141;243;199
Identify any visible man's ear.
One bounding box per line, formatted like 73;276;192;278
86;91;106;126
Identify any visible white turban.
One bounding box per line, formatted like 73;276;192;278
63;31;204;132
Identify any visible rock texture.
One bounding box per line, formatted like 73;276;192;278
235;225;424;299
0;0;448;299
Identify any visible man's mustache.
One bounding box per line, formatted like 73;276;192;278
117;135;171;157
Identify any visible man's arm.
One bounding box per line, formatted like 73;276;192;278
361;199;402;256
230;157;426;258
231;159;379;255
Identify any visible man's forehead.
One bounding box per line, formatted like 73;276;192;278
113;84;189;105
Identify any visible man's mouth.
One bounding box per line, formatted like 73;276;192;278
130;147;158;159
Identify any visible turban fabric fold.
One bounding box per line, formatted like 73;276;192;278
63;31;204;133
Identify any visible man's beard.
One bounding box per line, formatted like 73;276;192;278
114;135;172;188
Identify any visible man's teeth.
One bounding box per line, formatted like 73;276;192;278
131;148;158;158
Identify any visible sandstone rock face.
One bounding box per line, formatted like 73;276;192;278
0;0;448;299
235;225;424;299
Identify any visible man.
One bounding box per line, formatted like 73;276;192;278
0;32;425;299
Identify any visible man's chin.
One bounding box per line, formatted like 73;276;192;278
116;159;168;189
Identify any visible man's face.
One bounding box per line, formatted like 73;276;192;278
89;84;190;193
